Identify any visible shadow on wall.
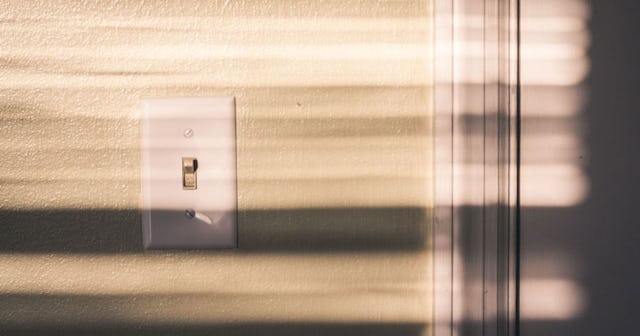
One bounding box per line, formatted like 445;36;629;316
0;1;433;335
0;208;431;336
0;207;429;252
520;0;591;329
0;322;426;336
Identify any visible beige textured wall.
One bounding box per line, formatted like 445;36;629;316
0;1;433;334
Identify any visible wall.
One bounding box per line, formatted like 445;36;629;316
519;0;591;326
521;0;640;335
0;1;433;335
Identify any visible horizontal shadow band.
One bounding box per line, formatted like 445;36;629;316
0;321;427;336
0;207;430;253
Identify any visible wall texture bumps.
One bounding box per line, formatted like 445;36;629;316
0;1;433;334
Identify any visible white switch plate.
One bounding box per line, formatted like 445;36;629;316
141;97;237;249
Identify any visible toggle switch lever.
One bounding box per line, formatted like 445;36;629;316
182;157;198;190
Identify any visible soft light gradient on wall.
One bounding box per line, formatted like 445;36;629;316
0;1;433;334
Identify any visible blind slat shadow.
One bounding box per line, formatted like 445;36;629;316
0;322;426;336
0;207;428;253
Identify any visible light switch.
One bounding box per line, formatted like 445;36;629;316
141;97;237;249
182;157;198;190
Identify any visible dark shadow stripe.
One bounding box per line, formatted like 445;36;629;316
0;207;429;253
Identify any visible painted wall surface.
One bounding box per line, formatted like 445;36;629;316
521;0;640;335
0;1;433;334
